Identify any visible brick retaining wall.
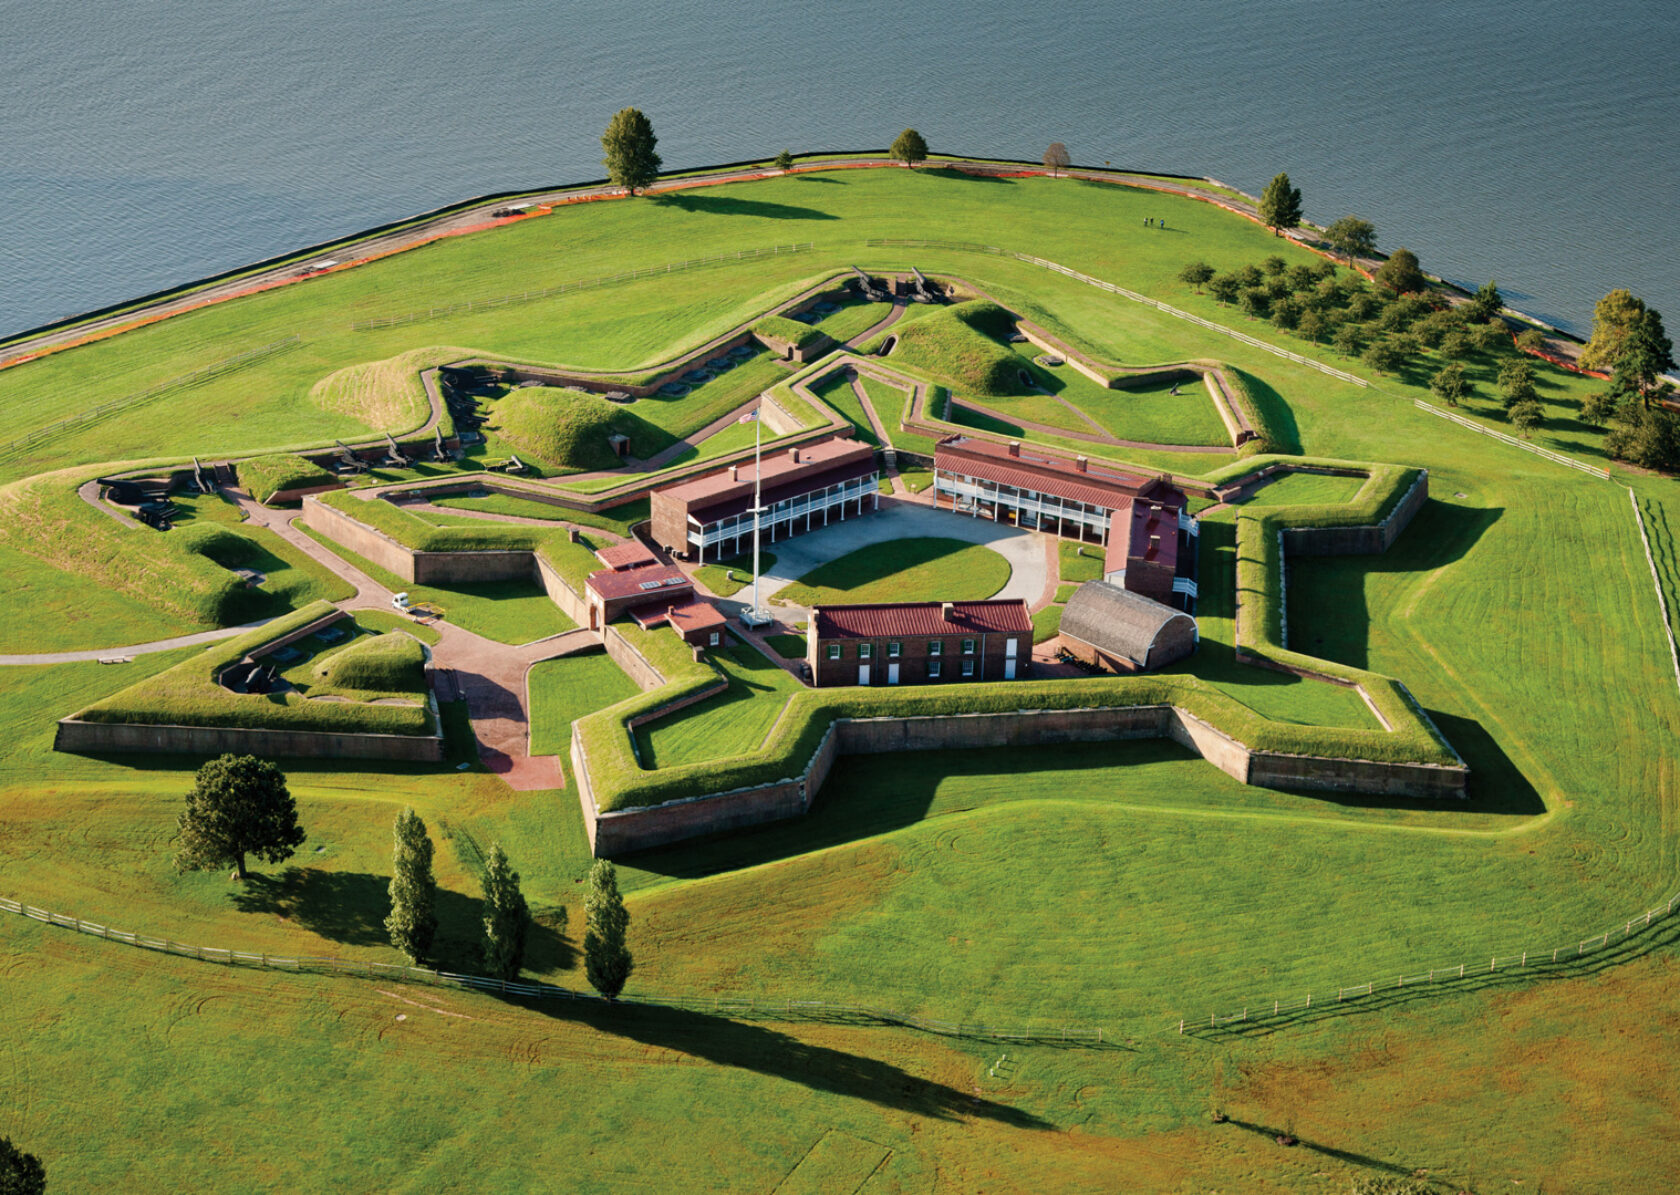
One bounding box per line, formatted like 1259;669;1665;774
54;717;445;762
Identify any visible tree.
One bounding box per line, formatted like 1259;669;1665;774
1580;288;1648;372
1042;141;1070;177
1208;273;1241;305
1430;362;1469;407
890;128;928;169
1269;298;1299;331
1515;327;1547;353
1581;389;1619;427
386;808;438;966
1470;319;1509;352
1285;264;1318;293
480;843;528;981
584;859;633;1000
1613;308;1676;406
1508;398;1544;437
1373;247;1426;295
1439;330;1472;360
1258;172;1303;236
600;108;662;196
0;1137;45;1195
1361;338;1402;374
1606;403;1680;471
1324;215;1377;266
772;148;794;173
1333;323;1363;357
1178;261;1214;292
174;754;304;881
1499;358;1538;409
1466;278;1503;322
1261;255;1287;277
1297;309;1326;344
1239;287;1270;320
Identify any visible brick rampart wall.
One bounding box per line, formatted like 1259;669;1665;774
54;718;445;762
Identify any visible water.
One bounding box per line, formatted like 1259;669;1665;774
2;0;1676;339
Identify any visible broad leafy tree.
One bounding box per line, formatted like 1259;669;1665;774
1430;362;1469;407
0;1137;45;1195
1361;337;1402;374
1515;328;1547;353
1580;288;1648;371
890;128;929;169
1612;308;1675;407
1466;278;1503;322
1333;323;1363;357
1258;172;1303;236
1042;141;1071;177
1297;309;1326;343
1373;247;1426;295
1208;273;1241;304
1606;403;1680;470
601;107;662;196
1178;261;1214;292
174;754;304;881
386;808;438;966
480;843;529;981
1581;389;1619;427
772;148;794;172
1499;358;1538;409
584;859;633;1000
1508;398;1544;437
1239;287;1270;320
1324;215;1376;265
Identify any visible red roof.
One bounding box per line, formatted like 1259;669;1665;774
935;436;1174;511
586;562;693;602
1111;499;1181;570
657;438;877;517
667;599;727;633
595;540;658;570
812;600;1031;640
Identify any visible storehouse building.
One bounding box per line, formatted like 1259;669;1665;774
651;438;879;564
807;599;1032;687
583;539;693;631
932;436;1200;611
1058;581;1197;673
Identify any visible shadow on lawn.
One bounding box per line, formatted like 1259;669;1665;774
654;193;838;221
1221;1118;1427;1181
230;869;574;972
524;997;1054;1128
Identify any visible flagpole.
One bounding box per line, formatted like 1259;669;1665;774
750;401;763;623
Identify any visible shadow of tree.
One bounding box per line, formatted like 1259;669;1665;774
231;869;574;972
523;996;1055;1128
654;193;838;220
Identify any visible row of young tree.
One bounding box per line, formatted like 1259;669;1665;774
173;755;634;998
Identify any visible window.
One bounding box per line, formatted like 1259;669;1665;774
888;641;901;658
928;640;942;657
961;659;976;677
928;660;942;679
859;643;872;660
708;632;720;647
826;644;841;661
962;638;976;655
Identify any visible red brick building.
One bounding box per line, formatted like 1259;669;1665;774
807;600;1032;687
650;438;878;564
932;436;1199;611
583;539;693;631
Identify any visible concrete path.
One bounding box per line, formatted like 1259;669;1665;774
711;501;1052;621
0;621;277;666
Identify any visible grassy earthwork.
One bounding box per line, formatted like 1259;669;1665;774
1;163;1678;1190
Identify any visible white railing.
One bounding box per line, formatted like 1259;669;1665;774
1412;400;1611;479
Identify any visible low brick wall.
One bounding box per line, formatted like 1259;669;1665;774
577;702;1467;856
303;497;418;580
533;554;591;626
601;626;667;691
54;718;445;762
1282;470;1429;557
412;549;531;585
267;481;344;505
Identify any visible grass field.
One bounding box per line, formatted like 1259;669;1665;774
808;371;881;445
634;637;804;768
3;162;1679;1189
527;650;641;761
774;537;1012;607
427;492;649;537
695;551;777;598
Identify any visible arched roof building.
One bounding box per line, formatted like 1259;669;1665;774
1059;581;1197;673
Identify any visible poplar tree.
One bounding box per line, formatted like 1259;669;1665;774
601;107;662;196
584;860;633;1000
174;754;304;881
385;808;438;966
1258;172;1303;236
890;128;929;169
480;843;528;982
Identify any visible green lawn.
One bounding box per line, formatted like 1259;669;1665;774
808;372;880;445
293;519;575;644
428;492;649;537
695;551;777;598
775;537;1012;607
811;296;891;344
527;650;640;760
1239;470;1368;507
1058;540;1105;582
633;637;804;768
764;633;807;659
5;161;1680;1191
1031;603;1063;643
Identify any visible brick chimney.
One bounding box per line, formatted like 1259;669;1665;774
942;601;956;622
1007;440;1021;458
1074;456;1089;473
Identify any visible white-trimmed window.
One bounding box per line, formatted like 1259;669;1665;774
859;643;873;660
929;660;942;679
826;643;841;661
888;641;901;658
928;640;943;657
962;638;976;655
961;659;976;677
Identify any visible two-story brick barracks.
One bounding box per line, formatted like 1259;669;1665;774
650;438;879;564
807;599;1033;687
931;435;1200;611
